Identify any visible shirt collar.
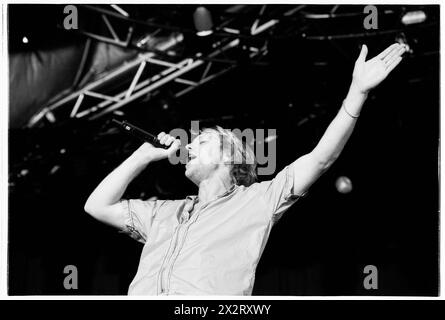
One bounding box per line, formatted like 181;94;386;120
186;184;238;203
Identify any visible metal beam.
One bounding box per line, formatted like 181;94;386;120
28;8;282;127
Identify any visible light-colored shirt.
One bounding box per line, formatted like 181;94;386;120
120;164;304;295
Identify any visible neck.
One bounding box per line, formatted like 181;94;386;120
197;170;233;204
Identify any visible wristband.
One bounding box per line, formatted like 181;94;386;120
342;101;360;118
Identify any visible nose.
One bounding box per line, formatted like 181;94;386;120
185;144;191;151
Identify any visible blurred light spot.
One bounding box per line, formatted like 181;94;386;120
335;176;353;194
401;10;426;25
194;6;213;36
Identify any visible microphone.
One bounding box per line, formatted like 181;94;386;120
111;119;169;149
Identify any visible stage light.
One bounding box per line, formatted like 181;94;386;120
335;176;353;194
401;10;426;25
194;6;213;37
197;30;213;37
50;165;60;175
22;36;29;44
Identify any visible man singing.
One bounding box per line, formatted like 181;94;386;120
84;43;407;295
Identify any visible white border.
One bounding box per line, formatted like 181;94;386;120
0;2;9;298
439;0;443;299
0;0;443;300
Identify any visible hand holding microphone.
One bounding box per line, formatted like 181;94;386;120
137;132;181;163
112;119;182;163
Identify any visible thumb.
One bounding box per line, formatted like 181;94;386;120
357;44;368;64
167;139;181;156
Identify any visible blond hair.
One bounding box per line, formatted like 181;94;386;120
202;126;257;187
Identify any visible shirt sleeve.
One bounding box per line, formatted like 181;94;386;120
119;199;168;244
256;164;307;224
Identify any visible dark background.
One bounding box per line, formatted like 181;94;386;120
8;4;439;295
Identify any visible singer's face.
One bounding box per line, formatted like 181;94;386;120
185;132;225;185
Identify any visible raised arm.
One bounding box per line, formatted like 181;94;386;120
84;133;180;229
289;43;407;196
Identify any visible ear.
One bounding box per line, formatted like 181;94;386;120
220;151;233;165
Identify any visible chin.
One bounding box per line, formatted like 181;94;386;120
185;168;200;185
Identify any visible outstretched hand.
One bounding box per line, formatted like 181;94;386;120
351;43;407;94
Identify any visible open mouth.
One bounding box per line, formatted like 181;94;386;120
186;153;197;166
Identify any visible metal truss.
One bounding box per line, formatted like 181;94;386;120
69;5;194;50
27;5;295;127
27;38;268;127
